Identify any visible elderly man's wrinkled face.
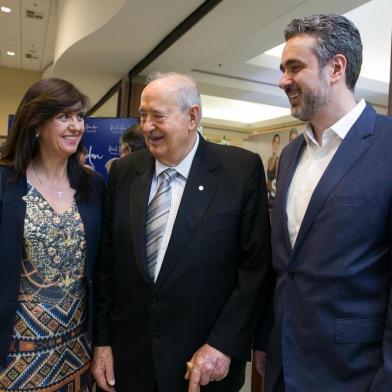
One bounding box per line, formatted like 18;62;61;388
139;77;198;166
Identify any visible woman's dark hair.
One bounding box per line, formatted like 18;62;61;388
0;78;93;200
272;134;280;143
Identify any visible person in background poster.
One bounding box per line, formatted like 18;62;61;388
288;128;298;143
266;133;280;212
79;145;95;170
0;141;6;158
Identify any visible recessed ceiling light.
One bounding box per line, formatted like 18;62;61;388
6;51;15;56
1;6;12;13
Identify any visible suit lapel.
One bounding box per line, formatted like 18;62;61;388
292;104;376;257
155;138;219;289
3;170;27;231
275;136;307;255
129;154;155;286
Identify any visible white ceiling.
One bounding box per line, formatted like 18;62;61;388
0;0;390;128
0;0;57;71
248;0;392;83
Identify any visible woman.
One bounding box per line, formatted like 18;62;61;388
267;133;280;212
0;78;104;391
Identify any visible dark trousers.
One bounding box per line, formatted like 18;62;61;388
272;373;285;392
153;386;239;392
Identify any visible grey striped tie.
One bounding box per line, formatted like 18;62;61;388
146;168;177;280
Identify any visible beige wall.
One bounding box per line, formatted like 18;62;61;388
0;67;41;135
93;92;118;117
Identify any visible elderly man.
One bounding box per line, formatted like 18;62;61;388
255;14;392;392
92;72;272;392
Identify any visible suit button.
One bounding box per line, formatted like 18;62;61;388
152;332;160;340
288;271;295;279
151;297;158;305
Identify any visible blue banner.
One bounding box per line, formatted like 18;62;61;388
83;117;139;179
8;114;15;132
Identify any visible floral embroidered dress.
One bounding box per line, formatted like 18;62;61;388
0;185;92;391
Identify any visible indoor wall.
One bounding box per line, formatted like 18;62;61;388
0;67;41;135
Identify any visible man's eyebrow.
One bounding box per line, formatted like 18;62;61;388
280;59;303;72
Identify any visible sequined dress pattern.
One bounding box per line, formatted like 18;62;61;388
0;186;92;391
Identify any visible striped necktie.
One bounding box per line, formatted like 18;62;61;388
145;168;177;280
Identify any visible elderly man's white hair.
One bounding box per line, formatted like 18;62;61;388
146;72;202;129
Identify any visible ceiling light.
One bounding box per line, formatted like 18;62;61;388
246;43;285;68
1;6;12;13
6;51;15;56
201;95;290;124
264;43;285;57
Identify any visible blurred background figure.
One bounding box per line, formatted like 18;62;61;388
288;128;298;143
119;124;146;158
79;145;95;170
0;78;104;391
105;156;119;175
0;141;6;158
266;133;280;212
79;145;89;165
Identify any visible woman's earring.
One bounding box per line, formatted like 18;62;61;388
35;133;40;138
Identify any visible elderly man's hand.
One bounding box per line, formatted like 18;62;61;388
91;346;116;392
184;344;231;392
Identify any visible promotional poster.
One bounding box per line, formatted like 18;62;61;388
83;117;139;179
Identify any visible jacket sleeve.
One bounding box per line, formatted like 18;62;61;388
93;160;117;346
206;153;273;361
369;208;392;389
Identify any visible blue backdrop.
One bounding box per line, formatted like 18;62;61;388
83;117;139;180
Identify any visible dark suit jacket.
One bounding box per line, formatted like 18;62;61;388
94;136;272;392
0;166;104;367
265;104;392;391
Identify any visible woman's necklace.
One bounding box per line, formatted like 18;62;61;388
33;165;68;198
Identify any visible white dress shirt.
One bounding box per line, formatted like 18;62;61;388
286;99;366;248
148;133;200;281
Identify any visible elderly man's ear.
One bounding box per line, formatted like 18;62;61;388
188;105;200;130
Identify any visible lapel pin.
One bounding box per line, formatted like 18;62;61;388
198;185;204;191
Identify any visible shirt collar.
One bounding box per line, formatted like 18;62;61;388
155;132;199;180
303;99;366;148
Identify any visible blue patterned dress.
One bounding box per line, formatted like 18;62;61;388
0;186;93;391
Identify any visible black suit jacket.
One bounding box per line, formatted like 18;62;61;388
94;136;272;392
0;166;104;367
